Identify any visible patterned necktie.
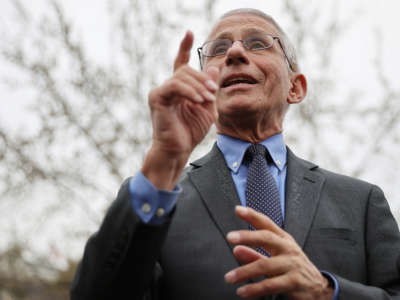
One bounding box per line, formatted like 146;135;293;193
245;144;283;255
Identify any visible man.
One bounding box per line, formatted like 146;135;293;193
71;8;400;300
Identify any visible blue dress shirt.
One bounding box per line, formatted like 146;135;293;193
128;133;338;299
216;133;287;218
129;172;180;224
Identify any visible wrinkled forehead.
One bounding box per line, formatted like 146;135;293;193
206;13;280;42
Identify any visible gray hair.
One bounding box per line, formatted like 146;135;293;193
219;8;299;72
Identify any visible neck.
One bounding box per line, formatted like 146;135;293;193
216;114;282;143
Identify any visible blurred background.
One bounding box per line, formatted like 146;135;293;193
0;0;399;299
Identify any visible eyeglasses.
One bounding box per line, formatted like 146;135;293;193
197;33;292;70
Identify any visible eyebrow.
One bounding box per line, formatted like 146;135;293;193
213;28;271;40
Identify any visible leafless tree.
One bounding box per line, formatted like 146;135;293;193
280;0;400;211
0;0;398;298
0;0;217;298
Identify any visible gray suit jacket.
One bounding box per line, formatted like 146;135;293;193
71;145;400;300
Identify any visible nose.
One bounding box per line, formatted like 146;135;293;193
225;40;250;66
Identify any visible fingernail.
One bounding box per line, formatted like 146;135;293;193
227;232;240;243
203;90;216;102
224;270;236;283
194;94;204;103
236;206;248;215
237;286;247;297
205;80;219;92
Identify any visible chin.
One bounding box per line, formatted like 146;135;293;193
218;94;262;114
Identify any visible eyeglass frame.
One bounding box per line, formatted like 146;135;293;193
197;33;293;71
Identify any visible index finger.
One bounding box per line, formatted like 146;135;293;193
235;206;286;237
173;30;193;72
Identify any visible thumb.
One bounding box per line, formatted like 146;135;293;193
173;30;193;72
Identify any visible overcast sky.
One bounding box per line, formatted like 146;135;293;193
0;0;399;265
1;0;399;128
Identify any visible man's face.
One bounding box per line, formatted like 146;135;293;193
204;13;293;129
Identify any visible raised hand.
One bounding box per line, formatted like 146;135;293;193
225;206;334;300
142;31;220;190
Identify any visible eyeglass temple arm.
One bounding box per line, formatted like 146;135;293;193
197;47;204;70
276;38;293;71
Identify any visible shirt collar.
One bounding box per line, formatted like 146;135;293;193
216;133;287;174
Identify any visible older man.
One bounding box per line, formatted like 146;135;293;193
71;8;400;300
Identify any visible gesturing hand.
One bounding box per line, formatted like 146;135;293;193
142;31;220;190
149;30;219;155
225;206;334;300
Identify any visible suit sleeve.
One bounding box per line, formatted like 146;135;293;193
336;185;400;299
70;178;173;300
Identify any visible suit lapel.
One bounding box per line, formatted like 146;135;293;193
188;144;248;252
283;148;325;248
188;145;322;300
188;145;325;251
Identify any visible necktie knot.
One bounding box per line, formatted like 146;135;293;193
246;144;271;165
247;144;266;158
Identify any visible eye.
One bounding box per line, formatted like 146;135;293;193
207;40;231;56
247;39;267;50
245;35;273;50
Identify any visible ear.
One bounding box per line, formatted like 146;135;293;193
287;73;307;104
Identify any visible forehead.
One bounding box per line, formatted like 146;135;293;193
207;13;279;41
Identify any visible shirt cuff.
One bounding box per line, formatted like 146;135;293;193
321;271;339;300
129;171;181;225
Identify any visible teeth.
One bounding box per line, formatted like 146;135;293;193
232;77;249;81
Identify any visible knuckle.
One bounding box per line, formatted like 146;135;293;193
198;71;208;81
234;268;245;281
260;230;272;242
258;280;273;295
286;246;300;257
148;88;157;99
258;258;270;271
148;88;160;105
281;231;293;240
289;255;302;270
261;279;272;290
284;239;301;255
287;234;296;243
246;283;262;298
167;79;179;90
288;272;301;289
177;65;190;73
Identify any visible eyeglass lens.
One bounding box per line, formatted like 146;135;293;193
203;34;275;57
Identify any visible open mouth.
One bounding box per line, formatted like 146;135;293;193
221;75;258;88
